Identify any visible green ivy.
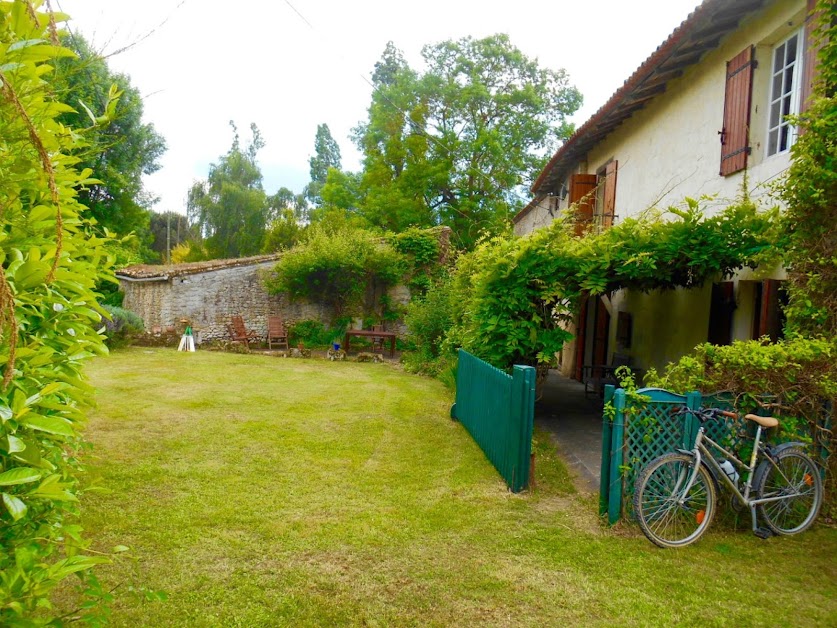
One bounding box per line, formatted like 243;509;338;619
0;3;118;622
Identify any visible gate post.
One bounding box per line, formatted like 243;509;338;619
684;390;703;448
607;388;626;525
599;384;615;516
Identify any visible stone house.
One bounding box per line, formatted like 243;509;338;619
514;0;819;379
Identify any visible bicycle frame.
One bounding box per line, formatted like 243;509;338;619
680;425;807;533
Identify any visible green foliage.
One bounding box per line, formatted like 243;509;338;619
148;211;195;262
306;123;342;206
262;208;304;253
403;273;455;375
267;228;405;319
54;33;166;258
0;3;118;621
779;0;837;338
286;319;344;347
406;197;780;374
387;227;442;297
187;122;269;259
353;35;582;248
102;305;144;347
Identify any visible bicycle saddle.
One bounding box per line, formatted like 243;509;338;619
744;413;779;428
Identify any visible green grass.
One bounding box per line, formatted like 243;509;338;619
62;349;836;626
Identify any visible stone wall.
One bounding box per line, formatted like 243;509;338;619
121;261;328;343
120;261;411;343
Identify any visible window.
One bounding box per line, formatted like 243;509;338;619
767;29;803;156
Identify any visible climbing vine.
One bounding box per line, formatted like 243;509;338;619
436;196;781;372
1;2;118;622
780;0;837;339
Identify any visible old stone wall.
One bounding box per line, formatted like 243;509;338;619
121;261;329;342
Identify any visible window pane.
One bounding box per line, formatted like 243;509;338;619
784;68;795;96
772;72;783;98
783;94;792;116
770;101;781;127
773;43;785;73
768;129;778;155
786;35;798;64
780;125;790;151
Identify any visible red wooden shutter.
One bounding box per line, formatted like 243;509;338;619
569;173;597;236
800;0;820;112
720;46;755;176
602;160;618;228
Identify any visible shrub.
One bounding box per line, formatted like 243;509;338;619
101;305;145;347
266;227;405;320
287;319;342;348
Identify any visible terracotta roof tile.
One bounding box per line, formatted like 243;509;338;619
116;253;283;280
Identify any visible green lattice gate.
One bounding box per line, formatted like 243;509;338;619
600;387;739;525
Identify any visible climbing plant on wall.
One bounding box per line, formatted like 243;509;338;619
780;0;837;339
0;2;117;621
437;197;782;372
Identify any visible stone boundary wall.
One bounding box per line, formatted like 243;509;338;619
120;262;411;343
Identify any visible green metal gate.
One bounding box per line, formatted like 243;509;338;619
451;349;535;492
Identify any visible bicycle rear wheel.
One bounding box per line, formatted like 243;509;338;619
756;448;822;535
634;453;716;548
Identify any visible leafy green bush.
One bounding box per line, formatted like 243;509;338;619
287;319;345;347
266;227;405;319
102;305;145;347
0;6;118;622
403;273;456;374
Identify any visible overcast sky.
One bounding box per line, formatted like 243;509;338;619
57;0;702;214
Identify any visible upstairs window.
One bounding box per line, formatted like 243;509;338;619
767;30;803;156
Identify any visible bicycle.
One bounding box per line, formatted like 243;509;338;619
633;406;823;548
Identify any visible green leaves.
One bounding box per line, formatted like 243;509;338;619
0;467;41;486
1;4;116;622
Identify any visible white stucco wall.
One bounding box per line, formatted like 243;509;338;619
586;0;806;218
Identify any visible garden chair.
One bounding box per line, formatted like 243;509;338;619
228;315;259;348
370;323;386;353
266;315;289;351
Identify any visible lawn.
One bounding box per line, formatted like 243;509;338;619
63;349;836;626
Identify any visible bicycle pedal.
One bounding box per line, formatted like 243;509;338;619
753;527;773;539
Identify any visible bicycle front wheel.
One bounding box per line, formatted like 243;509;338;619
757;448;822;535
634;453;716;548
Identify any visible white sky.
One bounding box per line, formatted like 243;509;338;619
57;0;702;215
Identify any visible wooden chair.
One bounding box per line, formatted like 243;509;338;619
228;315;259;348
266;315;289;350
370;324;386;353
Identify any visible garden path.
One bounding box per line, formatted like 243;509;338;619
536;370;604;493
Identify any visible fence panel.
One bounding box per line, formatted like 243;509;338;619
451;349;535;492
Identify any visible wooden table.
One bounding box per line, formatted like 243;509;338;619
343;330;397;358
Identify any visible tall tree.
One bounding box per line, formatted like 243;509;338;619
187;122;269;259
54;34;166;253
306;123;342;205
354;35;582;248
149;211;195;261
